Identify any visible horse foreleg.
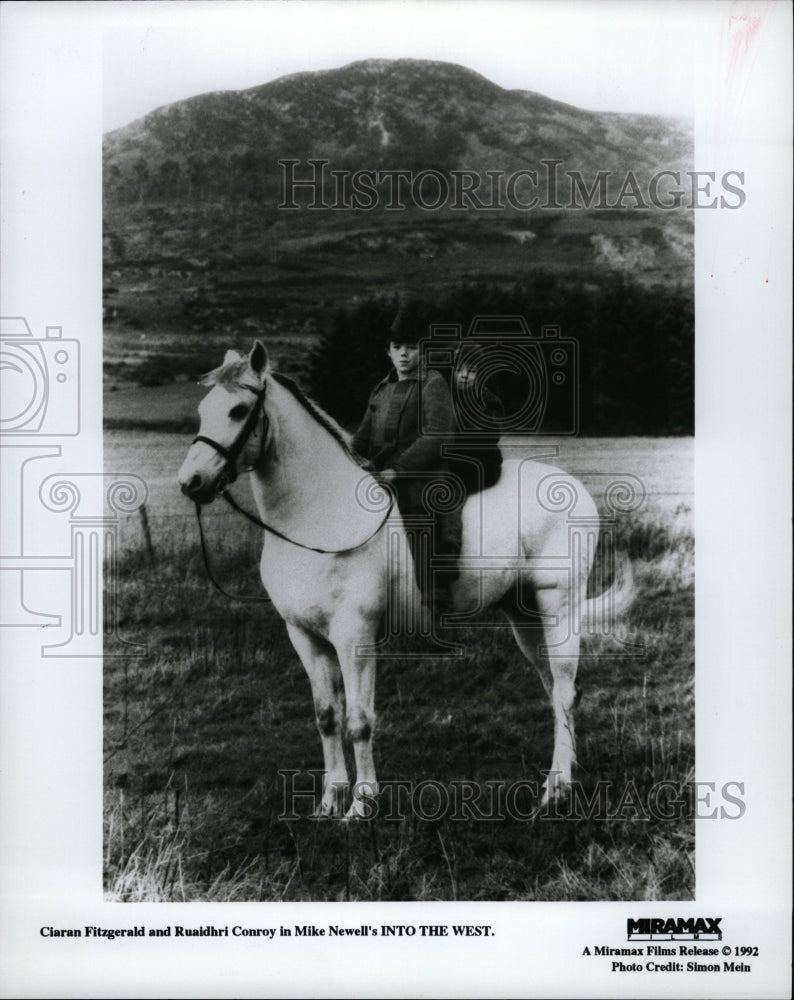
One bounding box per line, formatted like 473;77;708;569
286;623;349;817
333;625;379;820
505;587;580;804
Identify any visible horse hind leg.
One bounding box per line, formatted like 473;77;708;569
286;624;349;817
504;585;580;804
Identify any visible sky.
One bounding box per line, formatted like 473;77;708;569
102;0;702;133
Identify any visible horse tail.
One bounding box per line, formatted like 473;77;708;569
582;550;635;630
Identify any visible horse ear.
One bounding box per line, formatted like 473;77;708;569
249;340;269;377
223;349;242;366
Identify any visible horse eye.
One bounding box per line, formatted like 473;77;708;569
229;404;249;421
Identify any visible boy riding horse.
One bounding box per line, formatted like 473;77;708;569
351;308;462;612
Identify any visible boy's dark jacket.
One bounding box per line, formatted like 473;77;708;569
351;368;453;507
352;366;504;507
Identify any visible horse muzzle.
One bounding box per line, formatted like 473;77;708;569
179;435;239;503
179;457;230;505
180;473;222;505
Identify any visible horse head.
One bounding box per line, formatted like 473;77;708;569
178;341;271;504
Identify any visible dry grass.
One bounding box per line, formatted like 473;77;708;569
105;478;694;901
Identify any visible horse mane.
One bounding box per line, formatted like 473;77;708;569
270;371;370;469
200;357;370;468
199;359;258;391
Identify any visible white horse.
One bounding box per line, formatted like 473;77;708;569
178;342;634;819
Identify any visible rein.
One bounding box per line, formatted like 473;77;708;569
195;501;271;604
216;487;394;555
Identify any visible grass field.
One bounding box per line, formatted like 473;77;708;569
104;429;693;902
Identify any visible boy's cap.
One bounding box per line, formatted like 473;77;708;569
388;305;427;344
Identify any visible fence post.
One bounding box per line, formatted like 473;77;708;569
139;503;155;563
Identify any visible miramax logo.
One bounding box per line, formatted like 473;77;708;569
627;918;722;941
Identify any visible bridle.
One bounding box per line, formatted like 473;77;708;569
192;382;269;493
190;379;395;602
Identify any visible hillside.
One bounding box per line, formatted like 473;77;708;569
102;59;693;386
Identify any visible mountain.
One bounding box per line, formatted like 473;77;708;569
104;59;691;204
102;59;693;382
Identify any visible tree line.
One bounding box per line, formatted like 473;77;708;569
308;274;694;436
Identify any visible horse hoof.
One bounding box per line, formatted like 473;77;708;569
542;773;572;804
343;798;375;822
313;796;346;819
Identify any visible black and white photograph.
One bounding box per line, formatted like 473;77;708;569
0;1;791;997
